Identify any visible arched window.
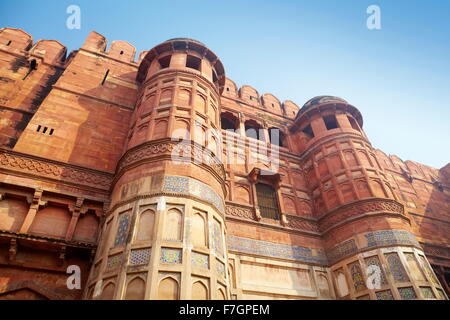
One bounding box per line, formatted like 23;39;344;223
244;120;264;141
268;127;286;147
255;183;280;220
220;112;239;132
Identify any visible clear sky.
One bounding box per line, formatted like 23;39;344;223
1;0;449;169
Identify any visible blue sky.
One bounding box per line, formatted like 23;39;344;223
1;0;449;168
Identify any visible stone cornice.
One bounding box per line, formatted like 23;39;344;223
0;148;113;193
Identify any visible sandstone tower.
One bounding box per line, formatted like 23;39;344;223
0;28;448;300
87;38;229;299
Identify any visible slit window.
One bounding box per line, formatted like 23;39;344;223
49;128;54;136
42;127;48;134
158;55;171;69
101;69;109;85
37;125;41;132
347;115;360;132
256;183;280;220
302;124;315;139
186;55;201;71
23;59;37;80
323;115;339;130
6;40;11;46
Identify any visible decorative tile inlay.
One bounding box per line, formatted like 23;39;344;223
365;230;419;248
212;220;224;258
327;239;357;264
162;176;225;213
160;248;182;264
130;248;151;265
420;286;435;299
191;252;209;269
349;261;367;292
326;230;420;264
375;290;394;300
227;236;328;265
398;287;417;300
114;213;130;247
385;253;409;283
106;254;122;270
364;256;388;286
216;260;226;279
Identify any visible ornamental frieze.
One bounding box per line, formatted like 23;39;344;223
285;214;320;233
225;203;255;220
318;198;405;233
116;140;226;182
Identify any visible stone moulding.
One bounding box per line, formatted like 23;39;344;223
0;230;96;249
297;133;370;162
318;197;407;234
0;149;113;192
114;139;226;190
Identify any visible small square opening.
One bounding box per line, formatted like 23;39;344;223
323;115;339;130
186;55;201;71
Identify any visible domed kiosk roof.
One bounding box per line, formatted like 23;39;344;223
303;96;348;109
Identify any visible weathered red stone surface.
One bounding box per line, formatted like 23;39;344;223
0;28;448;299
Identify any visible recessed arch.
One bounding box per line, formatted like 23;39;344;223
192;213;207;247
125;277;146;300
158;277;179;300
192;281;208;300
164;208;183;241
135;209;155;242
100;282;116;300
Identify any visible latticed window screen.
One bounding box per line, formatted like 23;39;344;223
255;183;280;220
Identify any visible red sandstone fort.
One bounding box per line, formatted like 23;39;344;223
0;27;448;300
